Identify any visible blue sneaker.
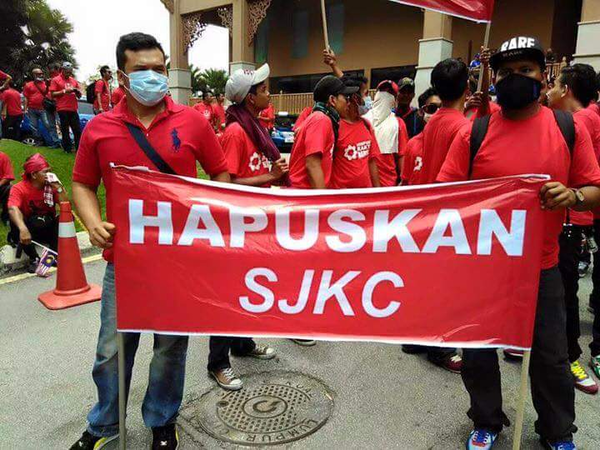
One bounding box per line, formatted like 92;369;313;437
466;429;498;449
542;440;576;450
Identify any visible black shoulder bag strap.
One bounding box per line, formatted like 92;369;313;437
125;123;176;175
468;114;492;178
552;109;575;155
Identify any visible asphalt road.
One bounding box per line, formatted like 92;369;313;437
2;259;600;450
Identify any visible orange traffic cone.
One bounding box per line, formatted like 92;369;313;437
38;202;102;310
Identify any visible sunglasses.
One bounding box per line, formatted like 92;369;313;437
422;103;441;115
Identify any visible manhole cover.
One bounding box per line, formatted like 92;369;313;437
183;371;334;446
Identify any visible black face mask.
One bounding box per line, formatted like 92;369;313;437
495;74;542;110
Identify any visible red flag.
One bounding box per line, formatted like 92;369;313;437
112;167;546;349
389;0;495;22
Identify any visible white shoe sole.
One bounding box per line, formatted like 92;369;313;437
290;339;317;347
209;372;243;391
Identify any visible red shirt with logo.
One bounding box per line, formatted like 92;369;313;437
8;180;58;219
49;74;80;112
0;151;15;181
73;96;229;262
194;102;214;125
401;133;423;185
438;106;600;269
289;111;335;188
1;88;23;116
94;79;111;111
112;87;125;106
419;108;470;184
330;120;381;189
376;118;408;187
23;81;48;111
221;122;270;185
258;103;276;130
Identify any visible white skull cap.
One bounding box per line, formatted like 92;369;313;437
225;64;270;104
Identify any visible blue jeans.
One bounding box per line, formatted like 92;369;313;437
43;109;61;146
87;264;189;437
27;109;44;142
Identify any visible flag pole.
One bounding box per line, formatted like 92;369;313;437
118;332;127;450
320;0;330;51
512;350;531;450
477;21;492;92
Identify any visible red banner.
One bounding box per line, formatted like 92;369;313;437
112;167;546;349
389;0;495;22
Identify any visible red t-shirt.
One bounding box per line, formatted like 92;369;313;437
0;151;15;181
94;79;111;111
221;122;270;185
419;107;470;184
23;81;48;111
589;103;600;118
194;102;214;125
293;107;313;131
258;103;276;130
330;119;381;189
289;112;335;188
7;180;58;219
1;88;23;116
467;101;501;122
112;87;125;106
401;133;424;185
572;107;600;224
376;118;408;187
438;106;600;269
213;103;226;131
49;74;80;112
73;96;229;262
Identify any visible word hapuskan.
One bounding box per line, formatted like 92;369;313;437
127;200;527;256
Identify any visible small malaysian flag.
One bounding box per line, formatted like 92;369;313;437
35;248;57;278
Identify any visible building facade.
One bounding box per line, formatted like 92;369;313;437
161;0;600;105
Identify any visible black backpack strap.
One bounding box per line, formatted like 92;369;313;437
468;115;491;177
125;123;176;175
552;109;575;155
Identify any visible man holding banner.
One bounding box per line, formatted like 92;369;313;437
70;33;230;450
439;36;600;450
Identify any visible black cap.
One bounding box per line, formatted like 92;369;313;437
490;36;546;72
313;75;359;103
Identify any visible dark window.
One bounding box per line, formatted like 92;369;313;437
370;66;417;89
271;70;365;94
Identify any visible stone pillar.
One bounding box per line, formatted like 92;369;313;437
574;0;600;70
169;0;192;104
230;0;255;73
414;11;453;104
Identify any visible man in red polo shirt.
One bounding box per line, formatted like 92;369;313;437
258;101;275;131
213;92;226;132
23;67;52;146
439;36;600;450
0;150;14;224
93;65;113;114
1;80;23;141
70;32;230;450
111;83;125;106
547;63;600;395
289;75;356;190
50;62;82;153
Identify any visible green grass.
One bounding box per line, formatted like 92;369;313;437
0;139;106;247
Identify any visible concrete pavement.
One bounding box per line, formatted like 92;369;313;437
2;259;600;449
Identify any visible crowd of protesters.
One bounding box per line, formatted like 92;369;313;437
1;29;600;450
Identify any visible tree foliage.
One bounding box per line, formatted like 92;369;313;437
1;0;77;87
197;68;228;95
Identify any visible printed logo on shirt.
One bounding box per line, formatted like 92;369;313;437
202;110;211;119
171;129;181;152
414;156;423;172
249;152;269;172
343;141;371;161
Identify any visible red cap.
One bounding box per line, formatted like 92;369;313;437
377;80;399;96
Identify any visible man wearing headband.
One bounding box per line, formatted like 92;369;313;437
7;153;67;272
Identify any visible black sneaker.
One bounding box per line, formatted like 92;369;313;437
69;431;118;450
26;258;39;274
152;424;179;450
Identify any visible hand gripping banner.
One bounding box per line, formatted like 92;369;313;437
388;0;495;22
112;167;546;349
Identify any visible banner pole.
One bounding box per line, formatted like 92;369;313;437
512;350;531;450
320;0;330;51
118;332;127;450
477;21;492;92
